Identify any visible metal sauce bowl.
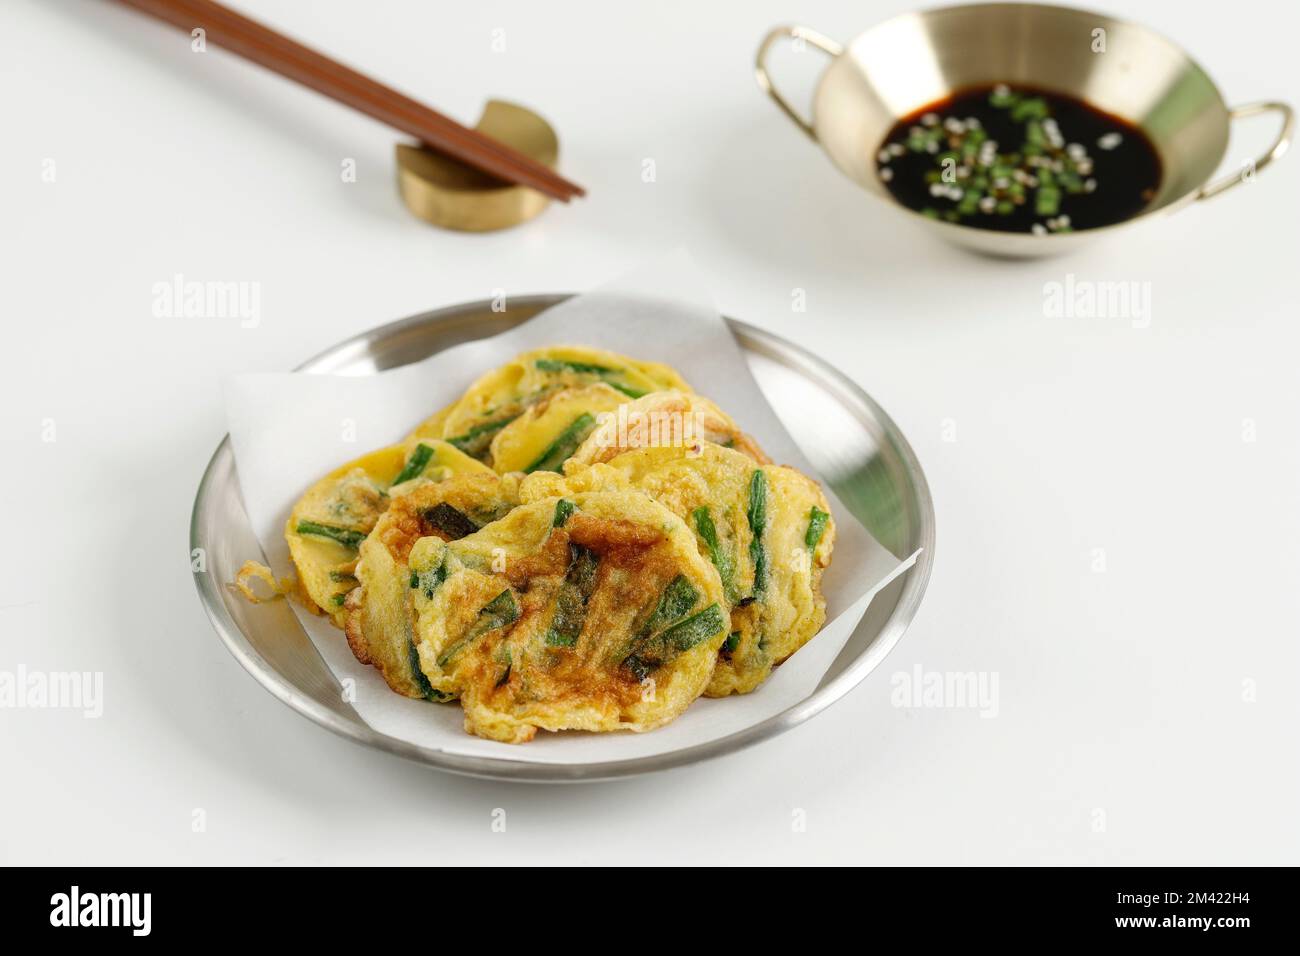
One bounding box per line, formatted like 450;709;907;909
757;2;1293;257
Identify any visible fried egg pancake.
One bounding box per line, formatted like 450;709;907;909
520;443;835;695
285;437;492;626
423;346;693;464
567;390;769;468
344;472;520;699
407;492;727;742
488;383;628;474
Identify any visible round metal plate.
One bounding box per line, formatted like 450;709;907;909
190;295;935;781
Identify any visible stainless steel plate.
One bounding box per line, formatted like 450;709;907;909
190;295;935;781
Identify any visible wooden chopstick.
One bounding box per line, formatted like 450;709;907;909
112;0;585;201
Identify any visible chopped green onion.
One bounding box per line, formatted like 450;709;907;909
746;470;769;599
623;604;726;680
805;506;830;551
391;443;435;485
296;520;365;549
544;546;599;647
534;358;646;398
1035;185;1061;217
535;358;616;374
524;413;596;473
552;498;575;527
410;558;447;599
607;382;647;399
638;575;699;641
405;639;442;701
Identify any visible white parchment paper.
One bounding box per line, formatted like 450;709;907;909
225;254;918;764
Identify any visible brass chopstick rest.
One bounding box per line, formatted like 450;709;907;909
396;100;559;232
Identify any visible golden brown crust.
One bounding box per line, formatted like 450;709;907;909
410;492;727;741
343;471;520;699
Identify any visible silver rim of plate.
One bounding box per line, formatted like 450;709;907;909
190;295;936;781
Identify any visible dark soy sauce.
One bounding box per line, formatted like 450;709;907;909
876;84;1162;234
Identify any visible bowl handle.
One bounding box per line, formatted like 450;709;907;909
1197;101;1295;200
755;25;844;142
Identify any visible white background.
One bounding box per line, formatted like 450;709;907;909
2;0;1296;865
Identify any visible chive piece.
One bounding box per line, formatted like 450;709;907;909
536;358;606;374
662;603;725;651
437;589;519;667
446;415;518;458
494;647;513;688
723;631;740;654
989;87;1019;108
422;502;478;540
524;413;597;473
535;358;616;374
607;382;647;399
328;570;358;583
552;498;575;527
296;520;365;549
746;470;769;599
474;589;520;632
619;575;703;677
407;638;439;701
1011;97;1048;122
637;575;699;641
391;442;435;485
623;604;726;678
623;655;655;682
805;506;830;551
534;358;646;398
411;557;448;599
545;624;578;647
692;505;736;602
544;546;599;647
330;593;348;607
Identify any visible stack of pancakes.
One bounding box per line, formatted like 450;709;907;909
284;346;836;743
